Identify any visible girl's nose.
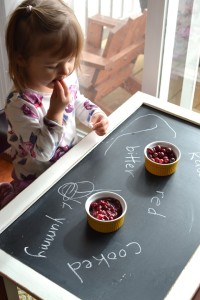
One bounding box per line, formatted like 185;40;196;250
59;63;70;76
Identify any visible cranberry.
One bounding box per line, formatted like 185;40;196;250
155;145;162;152
163;157;169;164
147;148;154;155
158;151;164;158
170;157;176;163
89;197;122;221
166;147;172;153
147;144;177;165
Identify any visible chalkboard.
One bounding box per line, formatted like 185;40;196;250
0;104;200;300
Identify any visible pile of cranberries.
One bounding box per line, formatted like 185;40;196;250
147;144;177;164
89;197;122;221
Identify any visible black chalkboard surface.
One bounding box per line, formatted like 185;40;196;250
0;104;200;300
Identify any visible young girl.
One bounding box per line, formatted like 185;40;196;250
0;0;109;209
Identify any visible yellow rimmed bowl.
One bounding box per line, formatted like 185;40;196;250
144;141;181;176
85;191;127;233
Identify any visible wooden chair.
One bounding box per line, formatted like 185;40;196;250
78;10;147;114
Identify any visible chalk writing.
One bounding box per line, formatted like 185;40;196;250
189;152;200;177
57;181;120;209
125;146;141;178
148;191;166;218
188;203;194;233
116;273;130;283
105;114;176;156
67;241;142;284
105;126;156;156
24;215;65;258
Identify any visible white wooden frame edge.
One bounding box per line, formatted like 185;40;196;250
0;91;199;300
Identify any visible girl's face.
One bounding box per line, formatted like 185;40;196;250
24;52;76;93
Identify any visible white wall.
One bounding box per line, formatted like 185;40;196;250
0;0;21;110
0;0;9;110
4;0;21;15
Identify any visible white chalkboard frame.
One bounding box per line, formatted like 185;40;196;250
0;91;200;300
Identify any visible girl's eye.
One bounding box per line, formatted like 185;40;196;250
46;66;57;69
65;57;75;64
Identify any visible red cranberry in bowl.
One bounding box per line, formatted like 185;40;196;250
85;191;127;233
89;197;122;221
147;144;177;165
144;141;181;176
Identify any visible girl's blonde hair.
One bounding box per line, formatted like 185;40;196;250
6;0;84;91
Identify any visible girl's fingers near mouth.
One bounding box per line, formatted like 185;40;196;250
58;79;70;97
51;80;64;99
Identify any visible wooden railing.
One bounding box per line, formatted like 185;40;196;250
67;0;143;34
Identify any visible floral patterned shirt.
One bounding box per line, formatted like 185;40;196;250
5;71;101;181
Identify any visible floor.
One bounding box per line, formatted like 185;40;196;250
17;288;36;300
168;72;200;113
0;156;12;182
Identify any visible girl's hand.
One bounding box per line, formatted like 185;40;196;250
46;79;71;125
90;113;109;136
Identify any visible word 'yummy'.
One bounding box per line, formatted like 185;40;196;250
189;152;200;177
148;191;166;218
125;146;140;178
67;241;141;284
24;215;65;258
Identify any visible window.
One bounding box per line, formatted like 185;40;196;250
143;0;200;113
168;0;200;112
0;0;146;114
